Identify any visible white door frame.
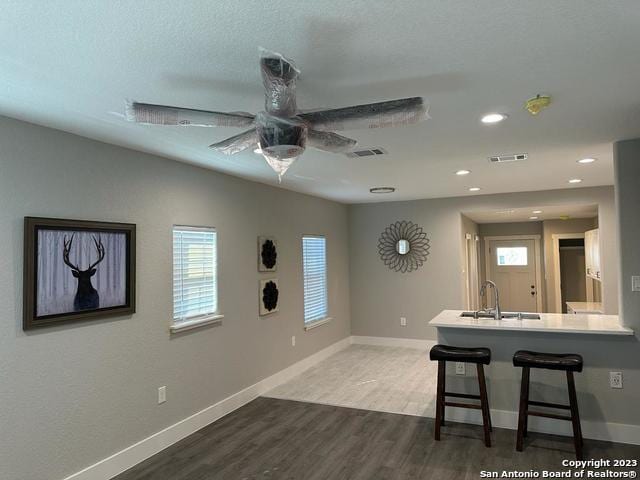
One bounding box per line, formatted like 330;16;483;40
484;235;543;312
464;233;481;310
552;233;586;313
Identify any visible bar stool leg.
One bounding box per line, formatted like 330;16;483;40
434;360;446;440
523;372;530;438
516;367;530;452
477;364;492;447
566;371;584;460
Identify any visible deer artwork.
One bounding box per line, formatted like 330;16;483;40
62;233;106;311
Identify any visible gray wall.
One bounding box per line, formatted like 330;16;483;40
349;186;618;340
0;116;351;480
614;139;640;330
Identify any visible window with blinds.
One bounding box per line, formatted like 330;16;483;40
173;226;217;324
302;236;328;323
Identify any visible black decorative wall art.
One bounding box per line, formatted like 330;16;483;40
259;278;279;315
258;236;277;272
378;220;430;273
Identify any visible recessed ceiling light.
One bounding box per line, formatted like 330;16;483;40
455;169;471;176
469;187;481;192
532;210;542;214
568;178;583;184
481;113;507;124
369;187;396;194
529;216;539;220
577;158;596;164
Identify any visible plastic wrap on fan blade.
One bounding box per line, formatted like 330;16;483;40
125;100;254;127
307;130;357;153
259;48;299;117
209;129;257;155
298;97;429;131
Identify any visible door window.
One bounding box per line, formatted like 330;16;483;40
496;247;528;266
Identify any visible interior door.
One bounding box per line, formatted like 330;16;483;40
488;239;538;312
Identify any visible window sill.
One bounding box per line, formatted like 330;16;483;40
304;317;333;331
170;314;224;334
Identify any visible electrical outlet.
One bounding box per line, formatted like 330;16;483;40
455;362;465;375
158;386;167;404
291;335;296;347
609;372;623;389
632;276;640;292
400;317;407;327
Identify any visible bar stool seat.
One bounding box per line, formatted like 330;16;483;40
513;350;584;460
429;344;493;447
430;345;491;364
513;350;583;372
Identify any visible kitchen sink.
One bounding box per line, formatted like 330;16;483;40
460;311;541;320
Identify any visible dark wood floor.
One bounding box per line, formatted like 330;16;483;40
114;397;639;480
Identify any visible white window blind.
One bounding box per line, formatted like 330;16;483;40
173;226;217;323
302;236;328;323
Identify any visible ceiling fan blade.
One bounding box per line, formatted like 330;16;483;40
125;100;254;127
299;97;428;131
307;130;357;153
209;128;258;155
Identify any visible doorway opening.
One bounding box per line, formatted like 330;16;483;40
460;204;600;314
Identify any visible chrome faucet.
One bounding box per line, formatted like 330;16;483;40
479;280;501;320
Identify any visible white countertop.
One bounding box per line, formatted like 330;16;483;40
429;310;634;335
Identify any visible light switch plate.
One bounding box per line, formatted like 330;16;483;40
400;317;407;327
158;386;167;404
455;362;465;375
632;276;640;292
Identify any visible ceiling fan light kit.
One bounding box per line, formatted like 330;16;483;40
125;48;429;181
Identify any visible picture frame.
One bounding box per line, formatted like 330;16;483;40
258;236;277;272
259;278;279;316
23;217;136;330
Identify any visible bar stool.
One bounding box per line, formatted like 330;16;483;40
513;350;584;460
429;344;492;447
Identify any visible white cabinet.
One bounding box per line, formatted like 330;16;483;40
585;228;601;281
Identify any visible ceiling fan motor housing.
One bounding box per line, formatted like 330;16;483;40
260;50;300;117
256;112;307;159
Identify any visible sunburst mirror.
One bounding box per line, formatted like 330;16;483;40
378;220;430;273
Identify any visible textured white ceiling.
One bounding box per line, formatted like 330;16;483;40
1;1;639;203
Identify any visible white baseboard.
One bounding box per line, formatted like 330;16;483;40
444;404;640;445
351;335;437;350
63;336;352;480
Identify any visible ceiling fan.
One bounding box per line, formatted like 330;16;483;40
125;49;429;180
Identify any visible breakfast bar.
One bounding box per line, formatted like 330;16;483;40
427;309;635;453
429;310;634;336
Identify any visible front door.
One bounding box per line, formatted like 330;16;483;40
487;239;538;312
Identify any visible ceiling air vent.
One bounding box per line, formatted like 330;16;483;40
488;153;528;163
345;147;387;158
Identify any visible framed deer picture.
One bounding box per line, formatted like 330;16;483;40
23;217;136;330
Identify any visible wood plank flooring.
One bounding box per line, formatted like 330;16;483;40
266;345;438;417
114;397;639;480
